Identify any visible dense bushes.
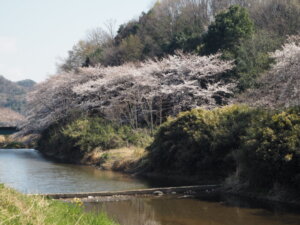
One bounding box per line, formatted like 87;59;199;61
148;105;300;189
37;117;152;162
238;108;300;189
148;105;255;176
63;117;152;150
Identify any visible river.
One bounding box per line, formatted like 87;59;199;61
1;149;300;225
0;149;150;194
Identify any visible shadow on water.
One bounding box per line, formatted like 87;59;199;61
85;195;300;225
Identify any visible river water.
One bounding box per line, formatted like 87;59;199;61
0;149;150;194
1;149;300;225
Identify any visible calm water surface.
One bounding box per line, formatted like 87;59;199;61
86;196;300;225
1;148;300;225
0;149;149;194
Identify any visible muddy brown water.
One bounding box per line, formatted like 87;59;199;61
85;196;300;225
1;149;300;225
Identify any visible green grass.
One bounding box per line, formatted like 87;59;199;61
0;184;117;225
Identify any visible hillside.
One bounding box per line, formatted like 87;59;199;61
0;75;36;114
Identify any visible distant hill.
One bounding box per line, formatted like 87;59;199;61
0;75;36;114
0;107;25;127
16;79;36;89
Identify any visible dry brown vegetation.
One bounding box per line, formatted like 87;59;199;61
80;147;146;172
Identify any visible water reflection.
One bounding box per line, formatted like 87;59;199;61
0;149;150;194
85;196;300;225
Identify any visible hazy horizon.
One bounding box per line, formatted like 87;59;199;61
0;0;152;82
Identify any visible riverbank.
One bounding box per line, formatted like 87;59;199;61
46;148;300;207
0;184;117;225
37;146;300;207
0;133;37;149
0;135;27;149
80;147;147;173
73;151;300;207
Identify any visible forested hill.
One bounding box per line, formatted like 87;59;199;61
59;0;299;92
0;75;36;114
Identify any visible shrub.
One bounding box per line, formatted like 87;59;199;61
148;105;256;177
148;105;300;190
62;117;152;151
37;116;152;161
238;108;300;188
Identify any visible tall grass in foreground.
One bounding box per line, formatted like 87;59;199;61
0;184;117;225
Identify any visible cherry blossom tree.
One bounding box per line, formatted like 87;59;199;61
238;36;300;107
22;52;234;135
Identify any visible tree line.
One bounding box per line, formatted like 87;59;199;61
59;0;299;90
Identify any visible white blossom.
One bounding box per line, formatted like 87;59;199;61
238;36;300;108
22;52;234;135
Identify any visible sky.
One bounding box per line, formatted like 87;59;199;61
0;0;153;82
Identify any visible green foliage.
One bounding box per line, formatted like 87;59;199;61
63;117;151;151
119;35;144;62
148;105;256;176
231;31;282;91
148;105;300;189
201;5;254;54
0;141;26;149
37;116;152;161
200;5;274;91
0;185;116;225
200;5;286;91
238;108;300;188
60;1;299;95
169;31;203;53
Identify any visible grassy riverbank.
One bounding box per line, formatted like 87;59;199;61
0;184;117;225
0;135;27;149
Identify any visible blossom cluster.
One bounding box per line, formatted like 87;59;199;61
22;52;234;134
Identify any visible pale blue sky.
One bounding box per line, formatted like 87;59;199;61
0;0;153;82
